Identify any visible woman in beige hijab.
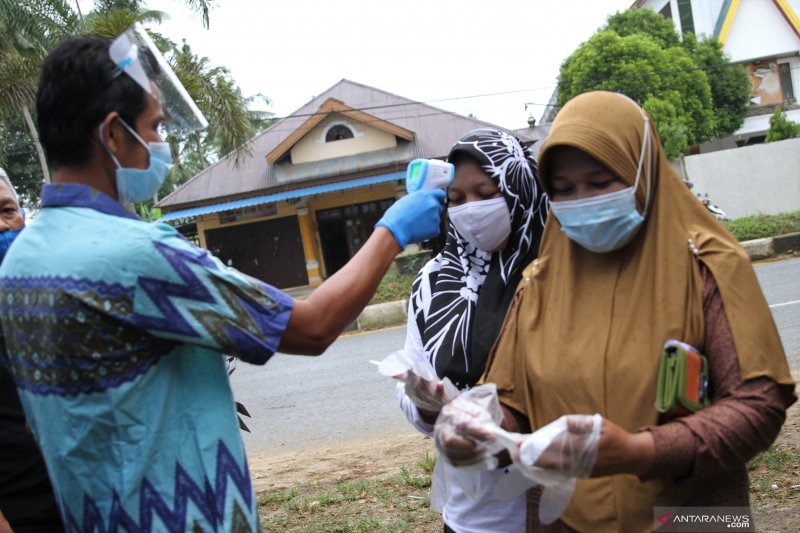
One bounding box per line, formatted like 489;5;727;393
435;91;795;532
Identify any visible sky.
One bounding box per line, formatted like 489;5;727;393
79;0;638;129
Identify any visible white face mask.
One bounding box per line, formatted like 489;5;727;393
448;197;512;252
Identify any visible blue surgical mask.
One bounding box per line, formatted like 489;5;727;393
549;187;644;253
99;119;173;204
0;208;25;263
550;108;652;254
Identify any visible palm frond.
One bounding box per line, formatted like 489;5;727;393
83;7;165;38
0;53;40;113
0;0;81;54
182;0;213;29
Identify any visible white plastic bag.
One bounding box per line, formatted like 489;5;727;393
493;414;603;524
431;380;603;525
372;349;459;412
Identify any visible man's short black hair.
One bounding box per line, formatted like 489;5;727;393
36;35;149;169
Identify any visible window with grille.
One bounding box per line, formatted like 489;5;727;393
325;124;354;142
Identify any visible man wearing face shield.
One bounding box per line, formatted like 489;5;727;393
0;26;444;530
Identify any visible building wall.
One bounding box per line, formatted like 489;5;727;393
290;114;398;164
676;137;800;219
689;0;724;36
723;1;800;62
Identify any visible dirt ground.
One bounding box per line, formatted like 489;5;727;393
249;432;435;494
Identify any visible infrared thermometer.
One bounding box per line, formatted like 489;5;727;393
406;159;454;193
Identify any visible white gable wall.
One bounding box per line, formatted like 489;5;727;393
689;0;724;37
637;0;722;37
638;0;799;58
724;0;800;62
290;114;398;164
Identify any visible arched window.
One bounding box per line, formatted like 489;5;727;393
325;124;354;142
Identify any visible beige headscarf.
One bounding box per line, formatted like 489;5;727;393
483;91;794;532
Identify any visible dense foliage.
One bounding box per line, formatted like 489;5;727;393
557;9;751;158
765;108;800;143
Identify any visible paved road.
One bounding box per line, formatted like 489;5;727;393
753;257;800;369
231;326;409;456
231;257;800;455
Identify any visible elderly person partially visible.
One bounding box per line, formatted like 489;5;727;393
0;169;25;262
0;168;64;532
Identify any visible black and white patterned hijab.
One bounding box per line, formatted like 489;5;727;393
409;129;548;389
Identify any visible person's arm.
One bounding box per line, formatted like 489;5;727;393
637;271;788;482
125;189;442;363
279;227;399;354
279;188;445;354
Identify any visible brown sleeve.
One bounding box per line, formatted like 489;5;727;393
641;267;787;482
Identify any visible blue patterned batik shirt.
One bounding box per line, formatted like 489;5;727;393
0;184;294;532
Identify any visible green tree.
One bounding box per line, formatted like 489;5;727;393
1;0;264;208
0;0;81;184
606;8;681;48
682;34;751;138
765;108;800;142
557;8;750;158
557;30;714;157
91;0;212;29
0;113;44;207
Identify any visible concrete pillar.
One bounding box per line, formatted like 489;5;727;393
296;204;322;286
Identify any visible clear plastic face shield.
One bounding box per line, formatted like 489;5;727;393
109;23;208;136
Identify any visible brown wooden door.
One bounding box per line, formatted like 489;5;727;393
316;198;394;277
205;216;308;289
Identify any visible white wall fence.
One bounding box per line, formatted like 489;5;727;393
670;138;800;219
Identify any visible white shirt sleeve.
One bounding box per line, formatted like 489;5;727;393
397;297;435;436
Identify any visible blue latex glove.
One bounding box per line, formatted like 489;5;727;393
375;189;446;249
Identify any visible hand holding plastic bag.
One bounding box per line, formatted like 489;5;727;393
429;378;602;525
433;384;507;470
517;414;602;479
505;414;602;525
373;349;459;412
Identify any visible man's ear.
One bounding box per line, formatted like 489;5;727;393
98;111;123;155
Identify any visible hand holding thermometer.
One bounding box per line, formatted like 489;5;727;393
406;159;454;193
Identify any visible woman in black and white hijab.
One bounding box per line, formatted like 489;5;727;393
398;128;547;533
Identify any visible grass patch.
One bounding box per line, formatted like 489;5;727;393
370;269;417;305
416;449;437;474
398;465;431;489
259;453;440;532
723;211;800;241
258;444;800;532
748;443;800;513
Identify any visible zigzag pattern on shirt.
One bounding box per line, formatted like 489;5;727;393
130;241;284;361
0;275;173;395
131;241;219;337
60;440;255;533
